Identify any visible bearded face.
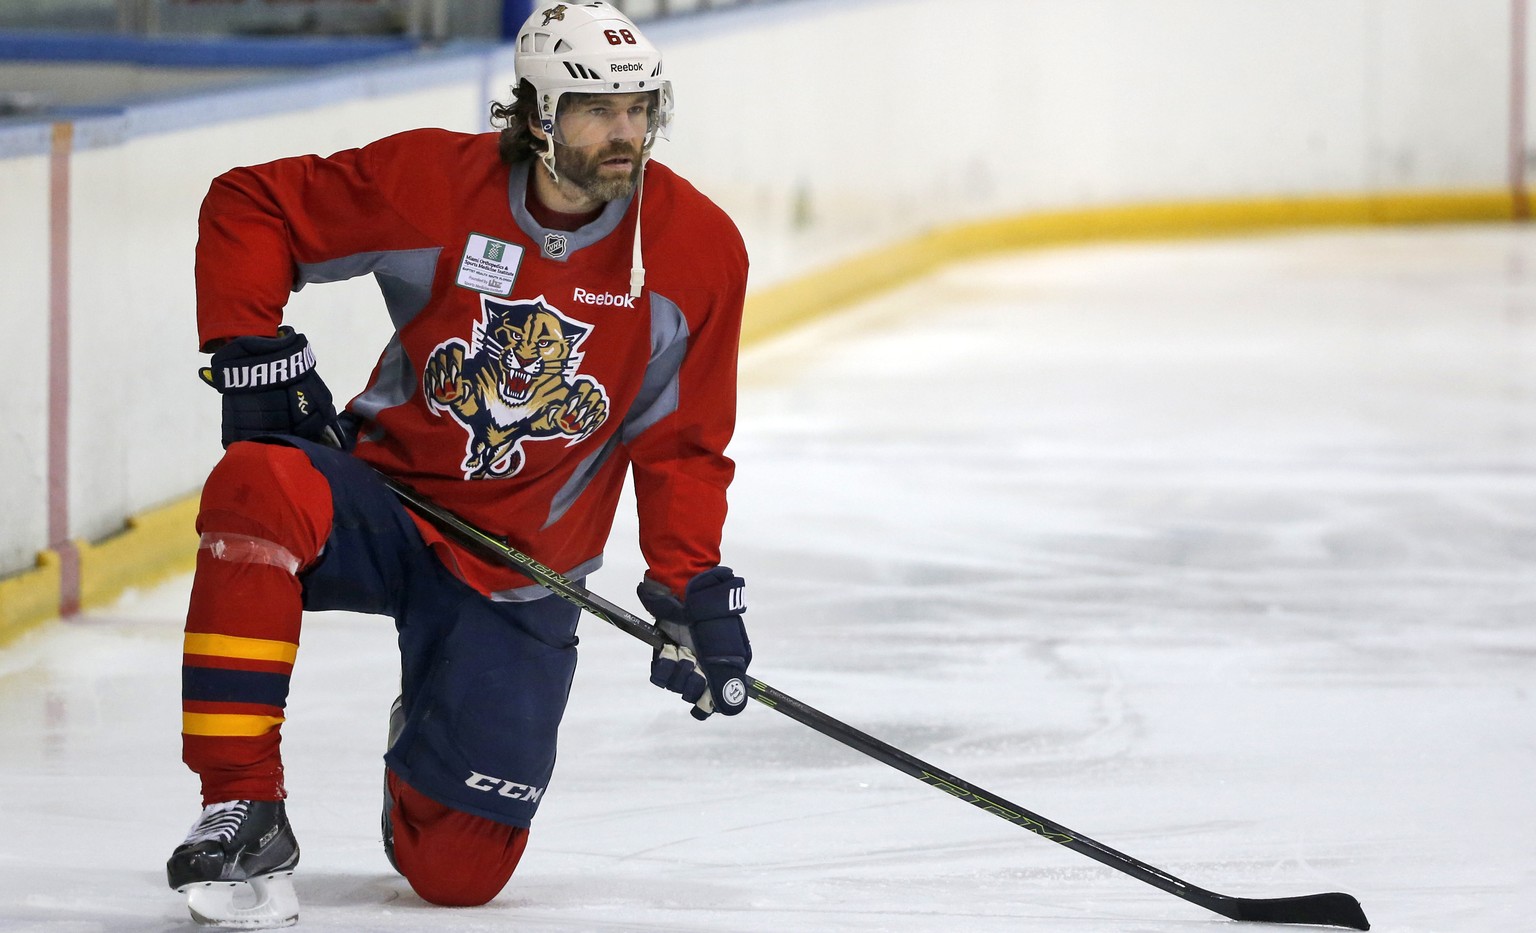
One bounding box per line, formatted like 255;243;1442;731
536;91;656;204
551;138;643;202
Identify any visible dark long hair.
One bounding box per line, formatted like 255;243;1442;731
488;79;546;166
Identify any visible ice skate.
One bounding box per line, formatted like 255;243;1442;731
167;800;300;928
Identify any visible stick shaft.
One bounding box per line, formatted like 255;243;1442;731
383;476;1368;930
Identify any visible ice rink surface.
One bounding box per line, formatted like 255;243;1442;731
3;225;1534;932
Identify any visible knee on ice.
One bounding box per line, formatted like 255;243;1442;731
403;864;510;908
389;778;529;907
397;838;521;907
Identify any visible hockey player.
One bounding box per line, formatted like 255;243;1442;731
166;2;752;926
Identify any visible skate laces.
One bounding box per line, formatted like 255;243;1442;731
183;800;250;846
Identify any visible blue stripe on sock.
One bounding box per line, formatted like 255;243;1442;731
182;666;291;708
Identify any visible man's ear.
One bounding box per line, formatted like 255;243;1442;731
528;114;548;142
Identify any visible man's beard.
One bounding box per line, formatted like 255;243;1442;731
553;141;643;202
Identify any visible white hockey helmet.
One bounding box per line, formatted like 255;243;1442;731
514;2;674;148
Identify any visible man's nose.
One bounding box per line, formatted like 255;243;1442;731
611;113;647;141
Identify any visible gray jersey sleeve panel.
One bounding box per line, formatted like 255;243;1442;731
541;292;689;530
293;247;442;330
349;333;416;442
297;248;440;442
541;432;622;531
621;291;688;443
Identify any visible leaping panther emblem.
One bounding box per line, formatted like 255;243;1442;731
424;296;609;479
542;5;567;26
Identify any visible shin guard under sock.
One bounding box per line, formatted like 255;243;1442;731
181;442;333;804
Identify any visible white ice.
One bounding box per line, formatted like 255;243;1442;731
3;226;1534;932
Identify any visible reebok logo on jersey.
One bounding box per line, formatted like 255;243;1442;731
213;346;316;390
573;287;637;308
464;770;545;803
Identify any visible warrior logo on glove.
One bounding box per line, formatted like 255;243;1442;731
424;296;610;479
203;343;316;390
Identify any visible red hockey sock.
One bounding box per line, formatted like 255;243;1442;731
387;771;529;906
181;442;333;804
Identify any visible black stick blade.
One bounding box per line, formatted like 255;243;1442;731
1231;892;1370;930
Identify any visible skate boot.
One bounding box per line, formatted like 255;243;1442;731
381;696;404;874
167;800;300;928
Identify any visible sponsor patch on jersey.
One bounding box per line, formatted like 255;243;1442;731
456;233;524;296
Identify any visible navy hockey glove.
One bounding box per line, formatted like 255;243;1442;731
199;327;343;449
638;567;752;721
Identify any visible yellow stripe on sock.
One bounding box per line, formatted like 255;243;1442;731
181;712;285;737
182;632;298;665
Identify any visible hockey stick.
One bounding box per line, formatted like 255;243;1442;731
384;476;1370;930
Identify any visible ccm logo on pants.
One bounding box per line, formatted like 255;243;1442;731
464;771;545;803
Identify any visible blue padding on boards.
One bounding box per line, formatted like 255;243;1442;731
0;31;418;68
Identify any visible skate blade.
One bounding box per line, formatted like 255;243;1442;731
181;871;298;928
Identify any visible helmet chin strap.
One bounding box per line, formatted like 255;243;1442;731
539;140;560;186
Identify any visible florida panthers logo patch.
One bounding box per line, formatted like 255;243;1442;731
424;296;610;479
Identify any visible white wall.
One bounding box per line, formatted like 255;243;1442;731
63;76;485;542
0;143;52;573
659;0;1515;284
0;0;1525;575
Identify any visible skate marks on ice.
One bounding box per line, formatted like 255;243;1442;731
726;226;1536;931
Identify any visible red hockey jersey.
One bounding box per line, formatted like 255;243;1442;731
195;129;748;597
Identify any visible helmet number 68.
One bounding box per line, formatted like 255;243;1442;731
604;28;637;45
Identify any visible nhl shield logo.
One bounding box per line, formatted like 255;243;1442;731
543;232;570;259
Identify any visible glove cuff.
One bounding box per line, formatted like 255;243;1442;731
637;567;746;623
682;566;746;621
